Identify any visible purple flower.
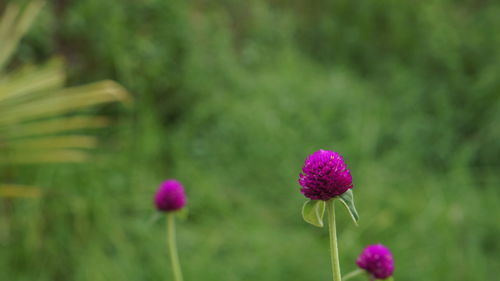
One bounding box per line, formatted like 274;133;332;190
154;179;187;212
356;244;395;279
298;150;353;200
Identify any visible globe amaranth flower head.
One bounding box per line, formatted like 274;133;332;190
298;149;353;201
356;244;395;279
154;179;187;212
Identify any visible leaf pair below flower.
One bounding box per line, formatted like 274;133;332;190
302;199;326;227
302;189;359;227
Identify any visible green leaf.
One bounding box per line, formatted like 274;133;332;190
302;199;326;227
338;189;359;225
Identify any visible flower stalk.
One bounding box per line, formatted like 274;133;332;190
167;214;183;281
327;199;342;281
342;269;364;280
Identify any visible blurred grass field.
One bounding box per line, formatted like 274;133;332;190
1;0;500;280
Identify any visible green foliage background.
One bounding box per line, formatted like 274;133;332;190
2;0;500;280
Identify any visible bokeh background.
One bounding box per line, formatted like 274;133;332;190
1;0;500;280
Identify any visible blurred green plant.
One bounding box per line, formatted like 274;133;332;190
0;0;131;198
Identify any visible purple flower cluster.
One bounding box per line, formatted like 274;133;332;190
356;244;395;279
298;150;353;200
154;179;187;212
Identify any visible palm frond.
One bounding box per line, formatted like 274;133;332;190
0;60;65;103
0;116;110;139
4;135;98;150
0;0;44;71
0;150;90;164
0;185;41;198
0;1;132;197
0;79;130;126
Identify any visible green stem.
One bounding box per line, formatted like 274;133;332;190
342;269;364;280
167;214;184;281
327;200;342;281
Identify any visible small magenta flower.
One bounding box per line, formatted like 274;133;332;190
154;179;187;212
299;149;353;200
356;244;395;279
154;179;186;281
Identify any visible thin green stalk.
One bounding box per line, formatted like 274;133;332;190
167;214;183;281
327;200;342;281
342;269;364;280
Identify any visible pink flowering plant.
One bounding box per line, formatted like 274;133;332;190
151;151;396;281
354;244;395;280
299;150;395;281
154;179;187;281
